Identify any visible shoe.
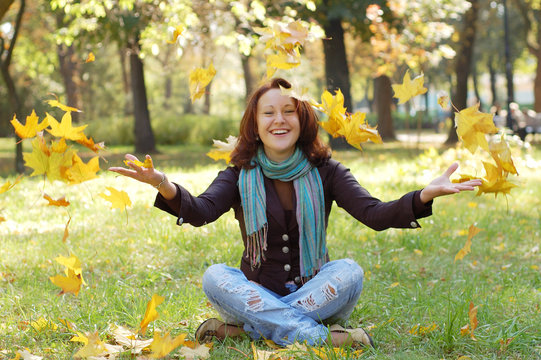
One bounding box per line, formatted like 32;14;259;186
329;324;375;348
195;318;224;343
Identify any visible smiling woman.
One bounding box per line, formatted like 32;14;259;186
108;77;482;349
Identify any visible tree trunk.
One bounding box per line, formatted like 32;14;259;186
56;12;82;122
488;59;498;106
445;0;479;145
241;53;255;101
535;50;541;112
119;46;132;115
0;0;25;173
203;80;211;115
374;75;396;140
129;39;156;154
164;76;172;109
322;17;351;149
0;0;15;20
472;63;482;110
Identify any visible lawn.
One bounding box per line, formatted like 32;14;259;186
0;137;540;359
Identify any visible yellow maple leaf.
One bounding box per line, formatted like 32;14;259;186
337;112;382;150
167;24;184;44
22;135;75;181
49;268;82;296
30;317;58;332
392;70;428;104
454;224;483;262
46;98;81;113
279;83;313;102
123;158;153;168
150;331;186;358
139;294;165;335
76;134;105;153
111;324;154;354
189;63;216;103
70;331;88;344
10;110;49;139
206;135;237;164
314;89;347;138
455;103;498;153
99;187;132;211
463;301;478;340
178;342;212;359
85;52;95;63
489;134;517;175
74;331;123;358
64;154;100;184
437;95;449;109
54;253;85;284
0;175;23;194
62;216;71;243
251;342;278;360
43;194;70;207
46;112;87;141
477;161;517;197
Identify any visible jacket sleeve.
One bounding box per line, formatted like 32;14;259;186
153;166;239;227
328;161;432;230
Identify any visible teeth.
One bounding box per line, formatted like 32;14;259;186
271;130;288;135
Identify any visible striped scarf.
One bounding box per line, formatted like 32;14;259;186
238;147;327;278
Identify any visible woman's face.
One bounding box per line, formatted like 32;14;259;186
256;88;301;162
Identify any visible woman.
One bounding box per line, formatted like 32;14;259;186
109;78;481;347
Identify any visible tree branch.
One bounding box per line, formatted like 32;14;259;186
2;0;25;68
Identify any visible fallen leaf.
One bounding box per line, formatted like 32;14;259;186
111;324;153;354
149;331;186;358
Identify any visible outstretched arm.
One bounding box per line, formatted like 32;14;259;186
419;162;482;204
108;154;178;200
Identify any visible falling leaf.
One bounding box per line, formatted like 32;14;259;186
76;134;105;153
49;268;83;296
314;89;347;138
477;161;517;197
437;95;449;109
455;225;483;262
139;294;164;335
62;216;71;243
0;175;23;194
124;158;153;168
392;70;427;104
279;83;313;102
46;97;81;112
460;301;478;340
64;154;100;184
489;134;517;175
455;103;498;154
99;187;132;211
111;324;153;354
46;112;88;141
167;25;184;44
337;112;382;150
54;253;85;284
23;135;74;182
149;331;186;358
10;110;49;139
206;135;238;163
189;63;216;103
85;52;95;63
43;194;70;207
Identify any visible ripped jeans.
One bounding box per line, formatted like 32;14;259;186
201;258;364;346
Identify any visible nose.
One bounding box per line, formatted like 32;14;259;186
273;111;285;123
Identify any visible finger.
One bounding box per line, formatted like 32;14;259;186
146;154;155;169
125;154;139;162
108;167;137;178
443;162;459;178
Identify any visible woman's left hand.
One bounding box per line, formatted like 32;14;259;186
420;162;482;204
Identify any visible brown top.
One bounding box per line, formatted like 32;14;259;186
154;158;432;296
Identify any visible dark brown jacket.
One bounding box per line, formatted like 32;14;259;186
154;158;432;296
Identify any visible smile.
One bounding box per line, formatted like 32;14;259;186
270;129;289;135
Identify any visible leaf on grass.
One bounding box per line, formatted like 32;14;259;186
15;350;43;360
43;194;70;207
189;63;216;103
99;187;132;211
46;112;87;141
392;70;427;104
409;323;438;336
74;331;123;359
460;301;478;340
139;294;165;335
178;342;211;359
454;103;498;154
454;225;483;262
10;110;49;139
206;135;238;164
252;342;278;360
149;331;186;358
111;324;153;354
30;317;58;332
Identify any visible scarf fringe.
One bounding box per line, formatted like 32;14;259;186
246;224;268;270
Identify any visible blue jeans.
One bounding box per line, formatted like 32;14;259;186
202;258;364;346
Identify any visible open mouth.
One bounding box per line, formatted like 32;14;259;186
270;129;289;135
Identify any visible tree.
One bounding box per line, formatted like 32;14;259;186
445;0;480;145
0;0;25;173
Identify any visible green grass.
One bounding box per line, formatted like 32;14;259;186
0;137;540;359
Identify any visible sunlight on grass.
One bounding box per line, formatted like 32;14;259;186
1;141;540;359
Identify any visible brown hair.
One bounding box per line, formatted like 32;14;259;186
230;78;330;169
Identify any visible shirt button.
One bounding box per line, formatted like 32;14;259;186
410;221;417;228
294;276;301;284
284;264;291;271
177;217;184;226
282;246;289;254
282;234;289;241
